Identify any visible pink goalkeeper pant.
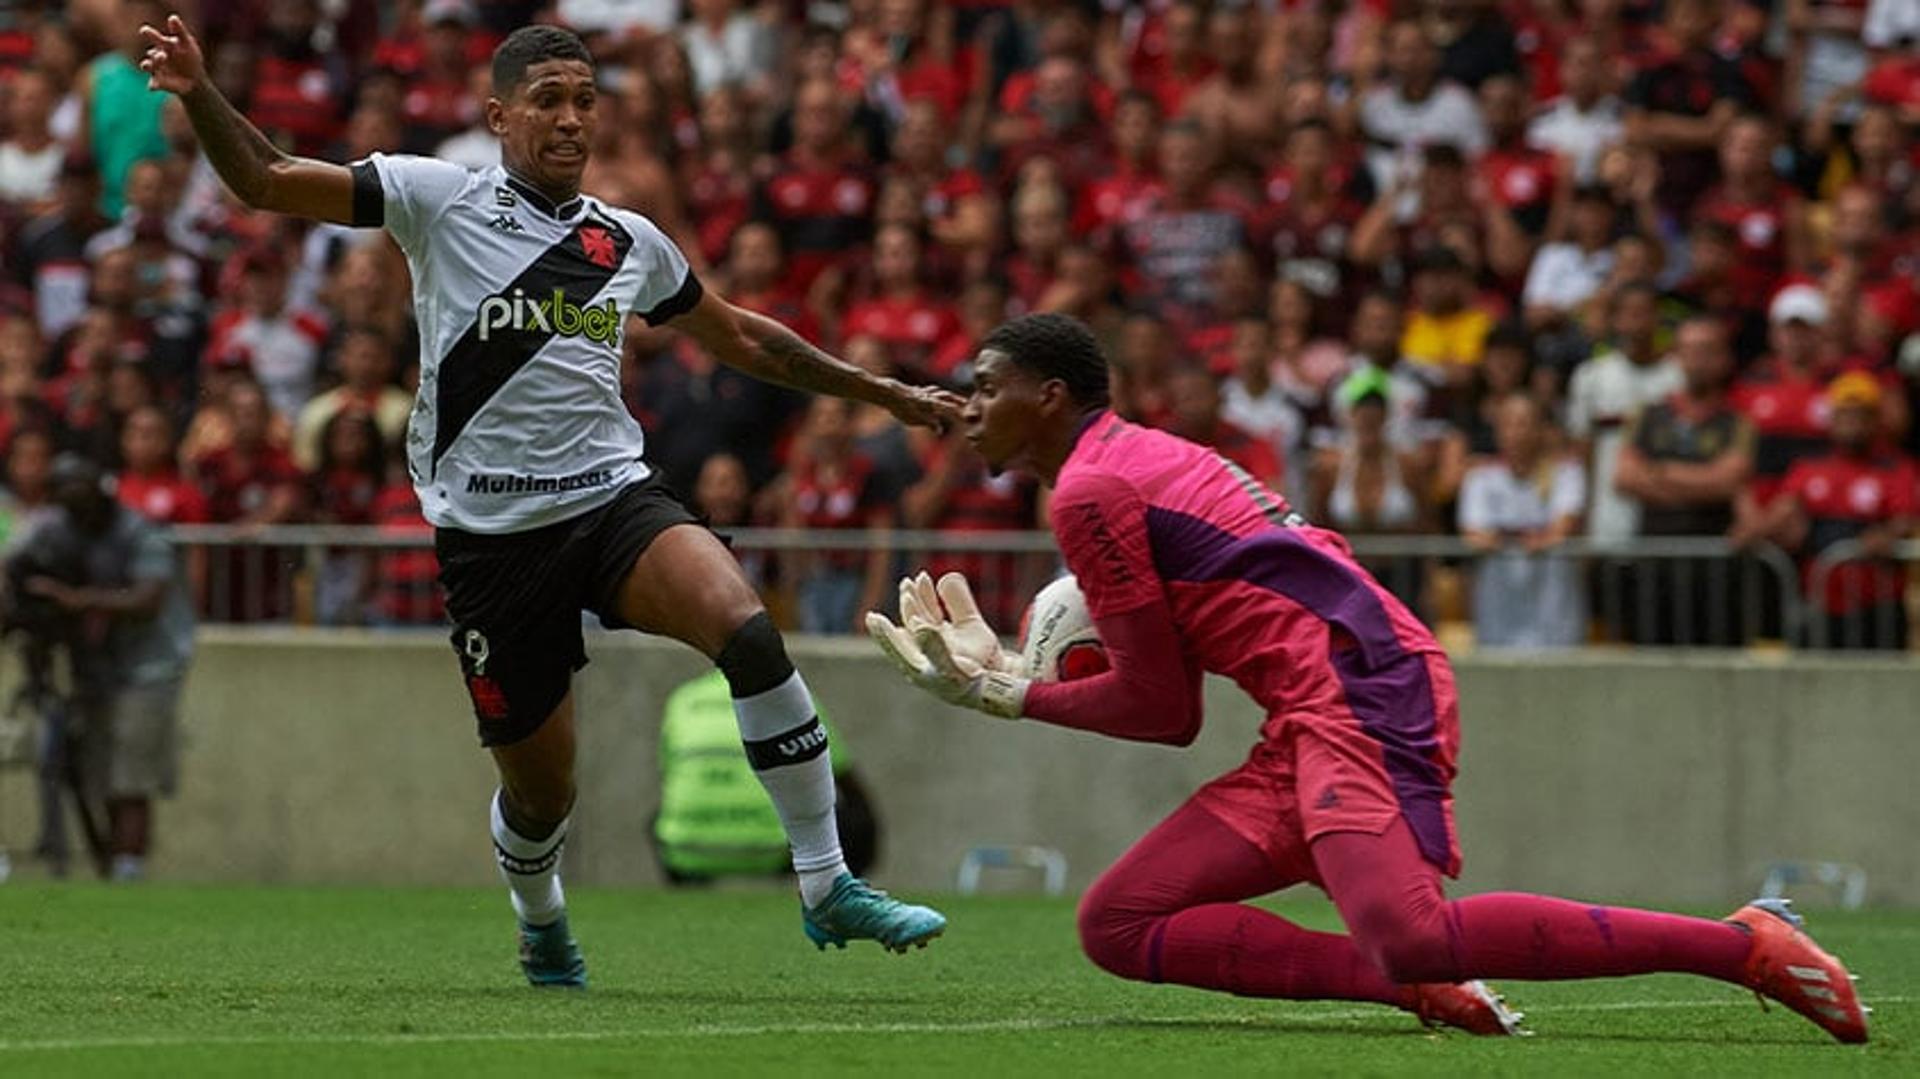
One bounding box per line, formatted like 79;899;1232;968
1075;803;1753;1000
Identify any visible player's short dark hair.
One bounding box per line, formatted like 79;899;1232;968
979;313;1111;410
492;26;593;97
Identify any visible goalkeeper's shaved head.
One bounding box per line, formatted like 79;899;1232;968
978;314;1111;410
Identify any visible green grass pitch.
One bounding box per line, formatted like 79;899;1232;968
0;885;1908;1076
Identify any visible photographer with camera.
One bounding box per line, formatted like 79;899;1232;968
5;454;194;882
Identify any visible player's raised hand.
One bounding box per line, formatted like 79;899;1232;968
138;15;208;96
884;382;965;434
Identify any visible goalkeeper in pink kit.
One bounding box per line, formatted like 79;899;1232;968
871;313;1868;1042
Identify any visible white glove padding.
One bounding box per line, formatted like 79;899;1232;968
899;571;1020;675
866;608;1028;719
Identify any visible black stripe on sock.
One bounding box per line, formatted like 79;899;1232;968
495;837;566;876
743;717;828;771
430;212;635;475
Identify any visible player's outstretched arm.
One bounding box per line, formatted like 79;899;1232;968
139;15;357;224
673;290;963;432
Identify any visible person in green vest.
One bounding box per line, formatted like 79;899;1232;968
79;0;170;218
653;670;877;883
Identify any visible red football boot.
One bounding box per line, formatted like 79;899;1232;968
1726;898;1870;1044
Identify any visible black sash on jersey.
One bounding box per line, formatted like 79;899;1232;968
432;213;635;477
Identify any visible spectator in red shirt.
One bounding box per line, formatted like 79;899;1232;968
1729;286;1864;519
842;0;968;125
1477;72;1558;237
721;221;820;345
1860;39;1920;115
310;409;386;624
1257;120;1369;311
191;377;303;622
116;403;207;526
839;224;964;383
1075;91;1162;240
1622;0;1757;214
682;86;755;269
753;76;875;293
246;0;348;157
1694;116;1810;314
780;398;891;635
369;448;441;627
1128;0;1216;119
1751;373;1917;649
887;99;997;269
991;54;1112;192
1163;364;1286;490
393;0;484;156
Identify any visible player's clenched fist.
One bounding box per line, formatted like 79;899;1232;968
138;14;207;95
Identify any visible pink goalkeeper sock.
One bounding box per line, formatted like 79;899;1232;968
1446;893;1754;983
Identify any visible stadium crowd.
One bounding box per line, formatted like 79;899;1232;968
0;0;1917;646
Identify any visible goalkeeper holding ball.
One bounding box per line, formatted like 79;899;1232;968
870;313;1868;1043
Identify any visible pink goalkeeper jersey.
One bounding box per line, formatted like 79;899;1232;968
1043;411;1460;871
1053;410;1444;687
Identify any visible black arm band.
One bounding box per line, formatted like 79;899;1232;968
348;161;384;228
640;270;704;325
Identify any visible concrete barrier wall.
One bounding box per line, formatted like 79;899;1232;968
9;631;1915;905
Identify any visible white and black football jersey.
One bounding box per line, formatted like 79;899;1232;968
351;153;702;533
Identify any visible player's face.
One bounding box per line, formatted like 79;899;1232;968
964;348;1053;474
491;59;597;196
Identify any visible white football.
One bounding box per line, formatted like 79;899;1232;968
1017;575;1110;682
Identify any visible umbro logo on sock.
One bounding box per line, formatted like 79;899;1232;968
780;724;828;757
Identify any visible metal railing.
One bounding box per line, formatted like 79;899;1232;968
1804;538;1920;651
148;525;1857;650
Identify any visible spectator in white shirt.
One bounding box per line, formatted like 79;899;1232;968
1460;393;1588;648
681;0;778;104
1220;317;1309;500
1864;0;1920;49
1522;185;1618;329
0;68;67;210
1526;38;1624;183
1358;19;1488;195
1565;285;1687;545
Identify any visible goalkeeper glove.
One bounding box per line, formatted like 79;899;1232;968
898;571;1021;676
868;587;1028;719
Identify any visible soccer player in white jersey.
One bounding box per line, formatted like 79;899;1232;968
138;15;951;984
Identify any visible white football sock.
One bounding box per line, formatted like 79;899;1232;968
733;671;848;906
490;790;568;926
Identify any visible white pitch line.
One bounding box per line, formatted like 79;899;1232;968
0;996;1903;1054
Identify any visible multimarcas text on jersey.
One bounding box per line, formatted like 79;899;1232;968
465;469;616;496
